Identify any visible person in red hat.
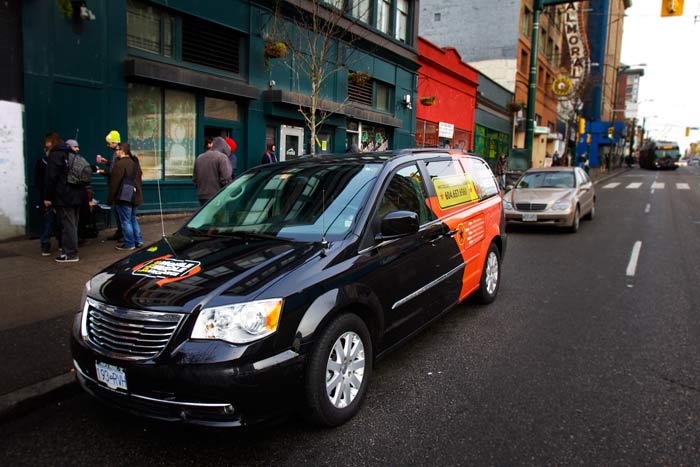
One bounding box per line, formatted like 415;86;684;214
224;137;237;179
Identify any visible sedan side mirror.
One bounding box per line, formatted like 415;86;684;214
378;210;419;240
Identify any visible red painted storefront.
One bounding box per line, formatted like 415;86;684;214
416;37;478;150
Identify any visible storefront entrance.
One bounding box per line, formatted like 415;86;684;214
280;125;304;161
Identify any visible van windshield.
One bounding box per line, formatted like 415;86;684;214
187;163;381;242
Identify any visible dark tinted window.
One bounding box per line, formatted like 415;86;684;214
377;164;431;225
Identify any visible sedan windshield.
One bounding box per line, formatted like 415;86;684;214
187;162;381;242
517;171;575;189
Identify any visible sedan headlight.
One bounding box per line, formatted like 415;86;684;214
550;200;571;211
502;198;513;210
191;299;283;344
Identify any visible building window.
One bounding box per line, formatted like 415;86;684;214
520;49;528;75
204;97;239;121
182;15;240;74
375;81;391;112
434;12;441;21
352;0;371;23
539;28;546;53
554;44;560;68
126;0;173;57
127;83;197;180
396;0;409;42
415;119;438;148
546;38;554;62
538;65;544;87
522;7;531;37
378;0;391;34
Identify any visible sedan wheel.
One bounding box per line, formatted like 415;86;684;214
569;207;580;233
305;314;373;426
586;201;595;220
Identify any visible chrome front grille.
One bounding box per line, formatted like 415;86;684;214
83;299;184;360
516;203;547;212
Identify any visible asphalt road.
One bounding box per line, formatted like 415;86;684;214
1;167;698;466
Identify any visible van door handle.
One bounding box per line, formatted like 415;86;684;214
444;228;459;237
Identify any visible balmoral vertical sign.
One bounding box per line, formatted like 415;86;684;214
553;3;590;99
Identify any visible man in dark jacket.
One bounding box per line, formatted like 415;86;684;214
193;136;233;205
36;132;61;256
44;135;84;262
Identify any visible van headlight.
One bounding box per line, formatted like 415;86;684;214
550;200;571;211
80;281;91;312
191;299;283;344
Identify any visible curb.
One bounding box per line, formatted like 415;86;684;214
0;371;80;423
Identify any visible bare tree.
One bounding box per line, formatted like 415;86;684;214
265;0;371;155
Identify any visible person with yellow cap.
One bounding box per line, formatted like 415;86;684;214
97;130;124;241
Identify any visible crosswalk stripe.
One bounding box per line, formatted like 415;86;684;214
652;182;665;189
602;182;620;189
677;183;690;190
626;182;642;189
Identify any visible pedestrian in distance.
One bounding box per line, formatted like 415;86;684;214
97;130;124;242
192;136;233;206
36;132;62;256
261;143;277;165
204;136;213;151
107;142;144;251
495;153;508;190
44;134;84;262
225;136;238;179
65;139;97;243
552;150;561;167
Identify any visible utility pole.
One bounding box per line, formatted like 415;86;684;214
525;0;587;153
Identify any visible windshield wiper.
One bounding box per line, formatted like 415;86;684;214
226;230;296;242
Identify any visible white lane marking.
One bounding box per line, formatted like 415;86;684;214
652;182;665;189
676;183;690;190
645;204;650;214
626;241;642;277
602;182;620;189
626;182;642;189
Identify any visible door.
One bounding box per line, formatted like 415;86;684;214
363;163;458;348
279;125;305;161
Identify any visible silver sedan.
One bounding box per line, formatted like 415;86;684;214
503;167;595;233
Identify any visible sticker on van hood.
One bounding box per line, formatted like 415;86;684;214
131;254;202;286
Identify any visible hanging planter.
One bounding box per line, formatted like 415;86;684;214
507;101;526;113
264;41;288;59
348;71;372;87
419;96;436;106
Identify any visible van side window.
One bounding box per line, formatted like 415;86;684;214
376;164;432;225
463;158;499;199
425;159;480;209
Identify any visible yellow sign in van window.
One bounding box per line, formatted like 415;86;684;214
432;174;479;209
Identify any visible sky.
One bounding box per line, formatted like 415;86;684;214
620;0;700;153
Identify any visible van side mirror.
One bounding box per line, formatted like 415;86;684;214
378;211;419;240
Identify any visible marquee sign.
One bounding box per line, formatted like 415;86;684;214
560;3;590;99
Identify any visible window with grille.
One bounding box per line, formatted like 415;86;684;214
182;15;240;74
348;77;373;106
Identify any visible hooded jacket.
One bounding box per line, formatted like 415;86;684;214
192;136;233;201
44;143;84;207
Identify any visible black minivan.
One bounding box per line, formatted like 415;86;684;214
71;149;506;427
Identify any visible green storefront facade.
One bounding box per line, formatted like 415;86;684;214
22;0;419;235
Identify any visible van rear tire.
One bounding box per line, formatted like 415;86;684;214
474;243;501;304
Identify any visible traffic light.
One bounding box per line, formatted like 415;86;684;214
686;127;691;137
661;0;684;17
607;126;614;140
579;117;586;134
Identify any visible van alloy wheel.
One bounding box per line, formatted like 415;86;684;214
475;243;501;304
325;331;365;409
485;251;499;296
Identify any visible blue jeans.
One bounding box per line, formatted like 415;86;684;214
39;207;57;247
115;204;143;248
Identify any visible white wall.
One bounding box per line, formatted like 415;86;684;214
0;101;26;240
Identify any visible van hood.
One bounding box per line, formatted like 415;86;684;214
88;233;322;310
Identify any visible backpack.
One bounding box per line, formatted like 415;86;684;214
66;152;92;186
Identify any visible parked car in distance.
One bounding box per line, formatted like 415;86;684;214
503;167;595;233
71;149;507;428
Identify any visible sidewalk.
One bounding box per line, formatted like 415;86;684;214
0;212;192;419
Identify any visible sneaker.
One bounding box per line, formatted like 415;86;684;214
41;245;51;257
55;254;79;263
135;242;143;248
116;244;135;251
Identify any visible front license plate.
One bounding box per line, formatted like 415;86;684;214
522;213;538;222
95;362;128;391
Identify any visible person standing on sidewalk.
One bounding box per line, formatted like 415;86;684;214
36;132;62;256
495;153;508;190
225;136;238;179
44;135;83;263
107;142;144;251
261;143;277;165
193;136;232;206
97;130;124;242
